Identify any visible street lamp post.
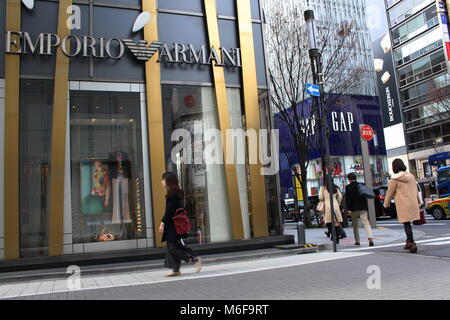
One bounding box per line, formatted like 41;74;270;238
304;9;337;252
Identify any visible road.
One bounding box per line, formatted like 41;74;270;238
0;215;449;301
355;215;450;258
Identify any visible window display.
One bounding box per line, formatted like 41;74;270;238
81;159;111;215
306;155;389;197
162;85;241;244
70;91;146;244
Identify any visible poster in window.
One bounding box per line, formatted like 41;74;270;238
81;159;112;215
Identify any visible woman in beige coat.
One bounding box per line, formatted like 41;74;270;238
319;177;343;243
384;159;420;253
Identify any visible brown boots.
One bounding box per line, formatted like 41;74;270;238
404;240;417;253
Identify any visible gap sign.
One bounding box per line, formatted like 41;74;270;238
306;83;320;97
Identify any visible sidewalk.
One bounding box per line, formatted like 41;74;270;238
283;224;426;249
0;225;425;285
0;246;316;285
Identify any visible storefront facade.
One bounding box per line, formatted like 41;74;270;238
0;0;278;260
277;94;389;199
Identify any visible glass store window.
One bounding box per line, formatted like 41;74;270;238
70;91;147;244
19;79;54;257
306;155;388;196
162;85;243;244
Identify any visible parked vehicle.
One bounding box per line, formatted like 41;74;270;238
426;196;450;220
281;198;300;221
373;186;397;218
282;196;320;223
437;166;450;198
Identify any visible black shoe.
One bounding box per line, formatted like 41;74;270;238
355;242;360;246
369;240;374;247
325;231;330;238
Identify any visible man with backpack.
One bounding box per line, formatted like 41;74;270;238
345;173;374;246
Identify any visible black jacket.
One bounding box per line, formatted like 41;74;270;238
345;181;368;212
161;193;182;243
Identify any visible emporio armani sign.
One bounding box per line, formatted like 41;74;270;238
5;31;242;67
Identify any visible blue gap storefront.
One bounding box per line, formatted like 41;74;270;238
276;94;388;199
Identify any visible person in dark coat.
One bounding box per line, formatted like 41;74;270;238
345;172;374;246
158;172;201;277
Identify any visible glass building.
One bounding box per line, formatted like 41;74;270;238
261;0;389;200
275;95;389;199
384;0;450;180
0;0;284;261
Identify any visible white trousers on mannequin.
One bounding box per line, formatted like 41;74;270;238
112;175;130;223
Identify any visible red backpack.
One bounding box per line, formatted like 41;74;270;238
172;208;191;235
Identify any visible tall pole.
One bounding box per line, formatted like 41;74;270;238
305;10;337;252
360;124;377;228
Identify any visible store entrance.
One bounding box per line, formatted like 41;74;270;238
19;79;54;258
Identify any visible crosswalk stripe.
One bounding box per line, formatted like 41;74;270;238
345;236;450;252
422;240;450;246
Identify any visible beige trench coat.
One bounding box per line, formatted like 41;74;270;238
319;186;343;224
384;171;420;223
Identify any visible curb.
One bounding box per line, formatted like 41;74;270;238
317;230;428;251
275;244;318;250
0;247;318;285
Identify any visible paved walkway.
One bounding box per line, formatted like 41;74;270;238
0;251;371;300
283;224;425;248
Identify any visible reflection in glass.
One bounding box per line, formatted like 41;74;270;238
19;79;54;258
162;85;236;244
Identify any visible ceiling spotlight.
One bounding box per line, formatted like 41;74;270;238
22;0;34;10
132;12;151;32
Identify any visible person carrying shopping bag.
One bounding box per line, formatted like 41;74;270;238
384;159;420;253
319;176;344;244
158;172;202;277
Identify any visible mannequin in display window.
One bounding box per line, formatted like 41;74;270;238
109;151;131;224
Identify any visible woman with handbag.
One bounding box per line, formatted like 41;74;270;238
319;176;344;244
384;159;421;253
158;172;202;277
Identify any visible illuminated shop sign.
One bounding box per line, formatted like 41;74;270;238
5;30;242;67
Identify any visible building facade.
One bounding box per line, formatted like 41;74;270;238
261;0;378;97
276;95;389;198
383;0;450;181
0;0;281;261
261;0;389;198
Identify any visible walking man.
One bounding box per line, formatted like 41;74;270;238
345;173;374;246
